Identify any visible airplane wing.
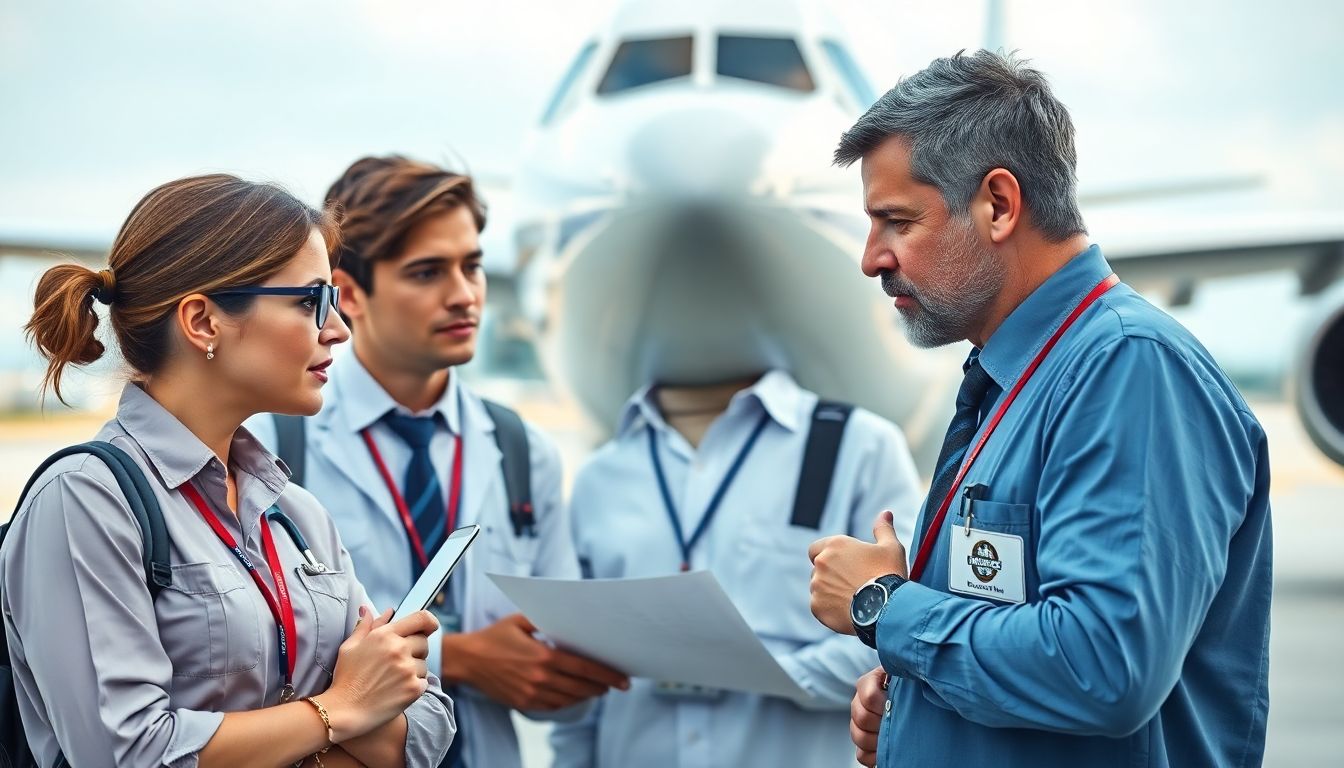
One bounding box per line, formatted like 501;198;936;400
1091;211;1344;304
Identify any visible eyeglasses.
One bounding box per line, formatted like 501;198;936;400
208;284;341;330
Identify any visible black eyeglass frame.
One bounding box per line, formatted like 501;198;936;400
207;285;341;330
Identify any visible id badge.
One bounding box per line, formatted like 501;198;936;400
948;528;1026;604
652;681;725;700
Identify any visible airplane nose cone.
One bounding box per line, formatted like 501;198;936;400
625;107;770;199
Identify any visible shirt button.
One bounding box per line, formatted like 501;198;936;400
884;699;892;714
687;730;700;744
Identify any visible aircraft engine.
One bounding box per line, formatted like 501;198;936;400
1292;282;1344;467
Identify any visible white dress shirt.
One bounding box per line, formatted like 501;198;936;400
551;370;923;768
248;355;580;768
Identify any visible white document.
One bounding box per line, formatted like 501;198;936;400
487;570;809;700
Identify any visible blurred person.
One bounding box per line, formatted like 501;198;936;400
1;174;454;767
247;155;627;768
807;51;1271;768
549;367;923;767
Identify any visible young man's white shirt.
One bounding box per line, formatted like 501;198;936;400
248;353;580;768
550;370;922;767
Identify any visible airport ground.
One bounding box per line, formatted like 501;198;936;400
1;386;1340;767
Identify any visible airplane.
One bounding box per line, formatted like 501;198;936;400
503;0;1344;471
2;0;1342;474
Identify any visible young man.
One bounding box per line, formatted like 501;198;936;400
807;51;1271;767
250;156;626;768
550;370;923;767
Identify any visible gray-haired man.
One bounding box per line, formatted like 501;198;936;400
807;50;1271;768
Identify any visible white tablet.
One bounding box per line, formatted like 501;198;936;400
392;524;481;622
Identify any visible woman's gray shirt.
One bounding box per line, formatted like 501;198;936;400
0;384;454;767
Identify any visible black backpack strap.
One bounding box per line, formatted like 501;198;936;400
789;401;854;530
11;441;172;597
272;414;307;487
481;400;535;538
3;442;169;768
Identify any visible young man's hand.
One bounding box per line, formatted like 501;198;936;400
440;613;629;710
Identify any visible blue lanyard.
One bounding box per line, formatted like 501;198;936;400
647;411;772;571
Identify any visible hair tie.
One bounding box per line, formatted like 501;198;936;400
92;268;116;305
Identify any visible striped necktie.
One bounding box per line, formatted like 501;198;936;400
914;354;996;552
381;411;446;571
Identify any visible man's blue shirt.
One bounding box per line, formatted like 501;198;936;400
876;245;1271;767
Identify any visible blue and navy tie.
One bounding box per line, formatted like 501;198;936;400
383;411;466;768
382;411;446;573
914;353;996;553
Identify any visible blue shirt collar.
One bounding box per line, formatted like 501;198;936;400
616;369;805;436
332;350;461;435
977;244;1114;390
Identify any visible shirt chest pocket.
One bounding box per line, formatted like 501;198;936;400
952;498;1033;532
158;562;263;679
291;568;351;677
477;524;540;621
730;524;827;645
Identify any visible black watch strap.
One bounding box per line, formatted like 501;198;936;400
854;574;907;649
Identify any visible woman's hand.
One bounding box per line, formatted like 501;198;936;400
321;606;439;742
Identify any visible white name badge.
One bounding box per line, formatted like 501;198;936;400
948;528;1026;604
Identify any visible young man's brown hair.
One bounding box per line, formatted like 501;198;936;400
325;155;487;293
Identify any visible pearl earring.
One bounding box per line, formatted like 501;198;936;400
206;343;215;361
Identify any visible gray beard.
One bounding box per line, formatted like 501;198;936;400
881;223;1005;349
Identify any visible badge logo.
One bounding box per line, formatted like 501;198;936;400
966;540;1003;583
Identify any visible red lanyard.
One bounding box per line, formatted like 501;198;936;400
908;274;1120;582
361;429;463;569
181;482;297;692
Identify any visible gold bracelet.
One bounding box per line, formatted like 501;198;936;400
303;696;334;752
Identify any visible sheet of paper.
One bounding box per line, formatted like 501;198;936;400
487;570;809;700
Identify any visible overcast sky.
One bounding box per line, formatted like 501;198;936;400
2;0;1341;231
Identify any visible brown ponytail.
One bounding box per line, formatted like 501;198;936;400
23;173;339;406
25;264;109;402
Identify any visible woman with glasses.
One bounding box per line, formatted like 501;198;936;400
1;174;454;767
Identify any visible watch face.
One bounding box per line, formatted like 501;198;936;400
851;583;888;625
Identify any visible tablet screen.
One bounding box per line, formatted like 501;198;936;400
392;524;481;622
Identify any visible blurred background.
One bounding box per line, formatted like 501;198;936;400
2;0;1341;764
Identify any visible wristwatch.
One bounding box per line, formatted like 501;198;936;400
851;573;907;648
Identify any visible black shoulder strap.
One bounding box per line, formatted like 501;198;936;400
272;414;307;487
481;399;535;538
9;441;172;597
790;400;854;530
3;443;168;768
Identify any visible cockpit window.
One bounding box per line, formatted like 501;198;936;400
820;39;877;108
597;36;694;95
716;35;814;92
542;41;598;124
